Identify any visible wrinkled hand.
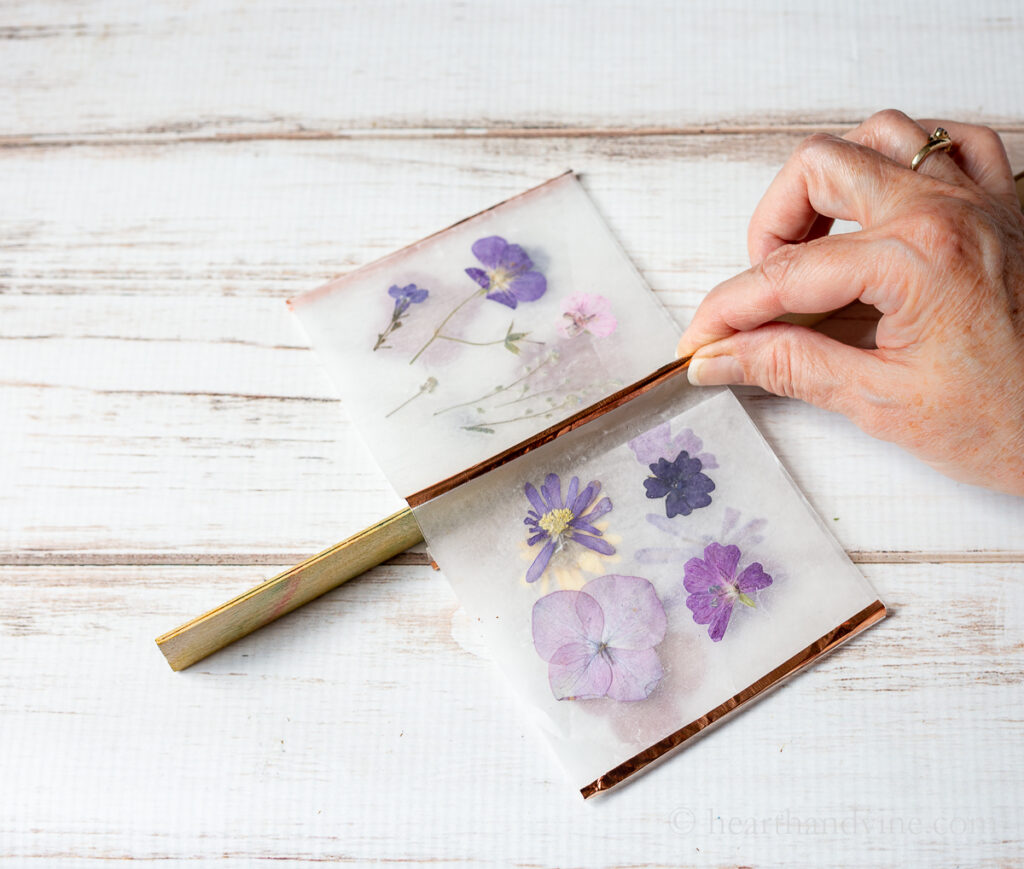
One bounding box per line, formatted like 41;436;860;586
677;109;1024;495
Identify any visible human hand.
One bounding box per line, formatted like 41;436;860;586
676;109;1024;495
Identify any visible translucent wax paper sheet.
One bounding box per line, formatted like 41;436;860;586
289;173;681;499
414;382;884;796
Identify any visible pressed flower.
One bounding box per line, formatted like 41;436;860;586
557;292;617;339
532;574;667;701
628;423;718;471
683;542;773;642
524;473;614;583
375;283;429;351
466;236;547;309
644;450;715;518
388;283;429;313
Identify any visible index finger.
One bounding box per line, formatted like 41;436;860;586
745;132;920;266
677;231;904;359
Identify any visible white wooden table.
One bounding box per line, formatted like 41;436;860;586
3;2;1023;866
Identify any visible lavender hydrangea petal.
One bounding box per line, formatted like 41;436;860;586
570;533;616;556
584;574;667;651
471;236;509;269
387;284;405;299
506;270;546;302
526;540;556;583
627;423;671;465
532;589;603;660
735;561;773;593
603;647;664;701
547;642;613;700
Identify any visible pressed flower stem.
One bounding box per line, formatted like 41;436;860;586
385;383;429;418
409;287;484;365
433;352;556;416
436;335;505;347
463;396;575;430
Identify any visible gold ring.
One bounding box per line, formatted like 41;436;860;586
910;126;953;171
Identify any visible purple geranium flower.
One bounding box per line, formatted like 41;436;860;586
524;473;614;583
532;574;667;701
465;236;547;309
644;450;715;518
683;543;773;642
388;282;429;314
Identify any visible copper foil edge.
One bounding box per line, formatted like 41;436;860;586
406;355;691;507
579;598;887;799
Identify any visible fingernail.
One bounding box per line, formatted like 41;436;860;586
675;335;696;360
688;355;744;386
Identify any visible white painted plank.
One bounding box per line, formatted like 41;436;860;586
1;562;1021;866
3;135;1023;556
3;0;1024;142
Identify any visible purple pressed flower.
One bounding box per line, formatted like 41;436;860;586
644;450;715;518
532;574;667;701
465;236;547;309
524;473;614;583
683;543;773;642
628;423;718;470
387;283;429;315
375;283;429;351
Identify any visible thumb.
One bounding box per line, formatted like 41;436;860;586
686;322;893;424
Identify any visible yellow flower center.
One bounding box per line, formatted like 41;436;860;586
539;507;574;538
489;267;510;290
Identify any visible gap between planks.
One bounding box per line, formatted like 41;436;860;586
4;122;1024;150
2;551;1023;567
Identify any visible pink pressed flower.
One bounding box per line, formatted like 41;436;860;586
557;292;617;339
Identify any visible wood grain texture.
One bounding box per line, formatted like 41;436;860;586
4;135;1024;561
1;562;1022;866
3;0;1024;143
4;2;1024;864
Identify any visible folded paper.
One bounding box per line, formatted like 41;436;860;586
290;173;885;797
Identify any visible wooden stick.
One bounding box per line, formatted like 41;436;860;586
157;174;1024;672
155;508;423;670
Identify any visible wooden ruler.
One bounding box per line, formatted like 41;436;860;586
156;171;1024;671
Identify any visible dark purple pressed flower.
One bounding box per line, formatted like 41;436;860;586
532;574;667;701
465;236;547;309
643;450;715;518
683;542;773;642
524;473;614;583
388;283;429;315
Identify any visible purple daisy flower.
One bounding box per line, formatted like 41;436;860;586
532;574;667;701
683;543;773;642
524;473;614;583
644;450;715;518
465;236;547;309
